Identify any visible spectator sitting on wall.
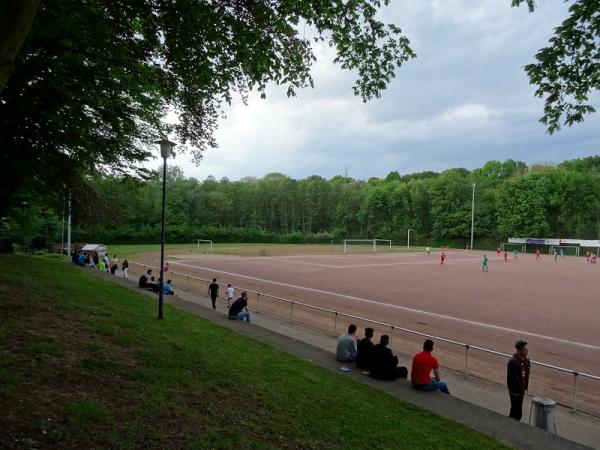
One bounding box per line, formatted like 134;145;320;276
138;269;152;288
163;279;175;296
228;292;250;322
370;335;408;380
336;324;358;362
411;339;450;395
97;258;106;272
78;253;86;266
356;327;376;373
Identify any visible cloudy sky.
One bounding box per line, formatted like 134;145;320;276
158;1;600;181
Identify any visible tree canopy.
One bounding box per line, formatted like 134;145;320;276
0;0;414;217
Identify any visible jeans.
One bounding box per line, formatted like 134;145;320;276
413;378;450;395
229;311;250;322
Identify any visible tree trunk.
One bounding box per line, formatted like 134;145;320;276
0;0;41;93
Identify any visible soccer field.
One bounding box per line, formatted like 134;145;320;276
133;247;600;415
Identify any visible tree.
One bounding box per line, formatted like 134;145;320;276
512;0;600;133
0;0;415;217
0;1;40;92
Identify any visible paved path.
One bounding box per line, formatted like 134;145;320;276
95;268;599;449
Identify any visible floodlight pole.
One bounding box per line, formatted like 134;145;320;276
470;183;476;250
156;138;175;320
407;229;413;250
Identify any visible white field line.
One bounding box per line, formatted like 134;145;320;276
171;256;484;269
170;261;600;351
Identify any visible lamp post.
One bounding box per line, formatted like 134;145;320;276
470;183;476;250
407;229;414;250
156;138;175;320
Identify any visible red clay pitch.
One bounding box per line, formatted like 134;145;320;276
144;249;600;414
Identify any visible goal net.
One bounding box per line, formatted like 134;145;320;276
342;239;392;254
500;243;525;253
548;245;579;256
196;239;213;254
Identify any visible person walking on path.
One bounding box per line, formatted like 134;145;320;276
226;284;235;307
370;335;408;381
208;278;219;310
336;324;358;362
507;340;530;421
228;292;250;322
356;327;376;373
410;339;450;394
121;259;129;278
482;254;489;272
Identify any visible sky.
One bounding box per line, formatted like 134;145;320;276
156;1;600;182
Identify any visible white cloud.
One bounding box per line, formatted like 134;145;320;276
158;1;600;181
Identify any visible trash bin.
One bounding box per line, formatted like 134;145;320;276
530;397;556;433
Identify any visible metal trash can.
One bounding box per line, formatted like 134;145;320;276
530;397;556;433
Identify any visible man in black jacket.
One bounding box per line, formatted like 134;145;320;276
507;340;531;420
370;335;408;381
356;327;375;373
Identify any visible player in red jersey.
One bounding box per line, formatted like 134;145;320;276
535;249;541;260
504;251;508;263
496;247;501;255
440;251;446;265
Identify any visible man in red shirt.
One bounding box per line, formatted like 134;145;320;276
410;339;450;394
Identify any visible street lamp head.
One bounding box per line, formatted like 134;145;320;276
155;138;176;159
472;182;476;188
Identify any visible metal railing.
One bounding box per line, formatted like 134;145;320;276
130;260;600;416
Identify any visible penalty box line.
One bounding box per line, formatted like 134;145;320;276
170;261;600;352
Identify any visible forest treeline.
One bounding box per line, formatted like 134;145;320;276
4;157;600;248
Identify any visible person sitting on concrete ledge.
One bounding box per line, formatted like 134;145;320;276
163;279;175;296
370;335;408;380
410;339;450;395
336;324;358;362
228;292;250;322
356;327;375;373
138;269;152;288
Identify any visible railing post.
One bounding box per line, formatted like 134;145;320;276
256;293;260;313
290;301;294;323
390;325;394;348
573;372;578;411
464;345;470;377
186;272;190;287
334;312;338;335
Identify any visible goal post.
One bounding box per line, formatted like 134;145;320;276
548;245;579;256
196;239;213;254
342;239;392;254
500;242;525;253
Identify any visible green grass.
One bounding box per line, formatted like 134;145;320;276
0;254;510;449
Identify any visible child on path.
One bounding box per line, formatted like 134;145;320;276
482;254;489;272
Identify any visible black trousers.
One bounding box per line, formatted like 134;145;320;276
211;295;217;309
509;393;524;420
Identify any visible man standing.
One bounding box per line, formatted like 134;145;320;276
482;254;489;272
370;335;408;380
208;278;219;310
411;339;450;394
336;324;358;362
507;340;531;421
228;292;250;322
226;284;235;307
356;327;376;373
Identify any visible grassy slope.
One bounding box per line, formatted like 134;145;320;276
0;255;509;449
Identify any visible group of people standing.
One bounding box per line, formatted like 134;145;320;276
72;251;129;277
337;325;532;421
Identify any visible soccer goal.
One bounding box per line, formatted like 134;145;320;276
500;242;525;253
548;245;579;256
196;239;213;254
342;239;392;254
